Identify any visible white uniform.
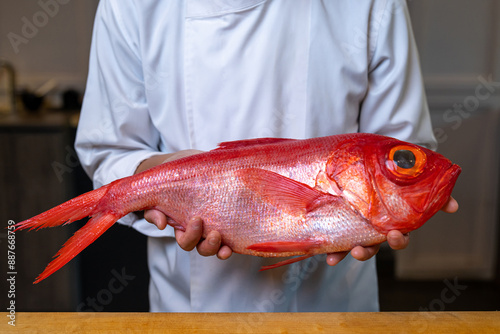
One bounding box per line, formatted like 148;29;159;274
76;0;436;312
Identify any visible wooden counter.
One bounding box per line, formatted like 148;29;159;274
2;312;499;333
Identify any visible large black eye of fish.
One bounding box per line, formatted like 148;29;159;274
393;150;416;169
388;145;427;178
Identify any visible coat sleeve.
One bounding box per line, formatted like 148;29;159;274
75;0;167;231
359;0;437;150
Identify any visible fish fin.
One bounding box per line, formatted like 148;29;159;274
33;213;118;284
259;255;314;271
14;184;124;283
247;240;322;253
15;185;110;231
237;168;334;214
215;138;296;150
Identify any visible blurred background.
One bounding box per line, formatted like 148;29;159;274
0;0;499;312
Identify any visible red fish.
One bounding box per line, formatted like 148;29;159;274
16;133;461;283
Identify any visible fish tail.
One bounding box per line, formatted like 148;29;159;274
15;184;121;284
15;185;110;231
33;213;119;284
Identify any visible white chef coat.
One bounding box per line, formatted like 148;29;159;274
75;0;436;312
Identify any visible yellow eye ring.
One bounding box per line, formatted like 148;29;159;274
387;145;427;177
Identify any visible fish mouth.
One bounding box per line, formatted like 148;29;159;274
448;164;462;182
428;163;461;209
402;162;461;215
441;164;461;190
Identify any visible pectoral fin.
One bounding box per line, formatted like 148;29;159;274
236;168;336;214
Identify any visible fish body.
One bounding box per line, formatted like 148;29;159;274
16;133;461;283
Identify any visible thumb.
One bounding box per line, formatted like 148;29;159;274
144;209;168;230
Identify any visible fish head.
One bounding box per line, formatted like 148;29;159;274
326;135;461;234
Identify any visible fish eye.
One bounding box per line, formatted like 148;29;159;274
387;145;427;177
393;150;416;169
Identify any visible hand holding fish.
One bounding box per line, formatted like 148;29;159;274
326;195;458;265
136;150;233;260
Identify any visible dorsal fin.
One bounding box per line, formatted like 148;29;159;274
215;138;296;150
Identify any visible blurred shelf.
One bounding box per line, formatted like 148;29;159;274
0;110;79;130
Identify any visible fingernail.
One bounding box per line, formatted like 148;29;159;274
388;235;403;248
192;218;201;230
388;235;398;245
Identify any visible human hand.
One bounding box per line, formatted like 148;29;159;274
144;209;233;259
440;196;459;213
174;216;233;259
325;235;406;267
137;150;233;260
326;196;458;266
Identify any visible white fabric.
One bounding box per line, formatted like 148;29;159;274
76;0;436;312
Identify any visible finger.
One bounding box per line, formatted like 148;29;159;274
387;230;410;250
175;217;203;251
350;244;380;261
217;245;233;260
441;196;459;213
196;230;222;257
144;209;168;230
326;251;349;266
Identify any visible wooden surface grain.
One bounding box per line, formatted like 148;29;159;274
2;312;499;333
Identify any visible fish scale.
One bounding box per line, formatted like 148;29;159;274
15;133;461;283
